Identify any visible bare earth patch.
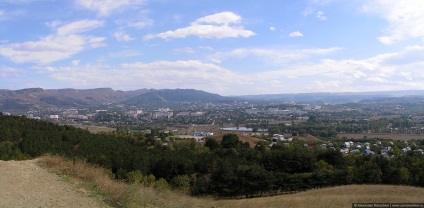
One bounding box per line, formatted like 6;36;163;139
0;159;109;208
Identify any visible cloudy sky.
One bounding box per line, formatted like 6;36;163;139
1;0;424;95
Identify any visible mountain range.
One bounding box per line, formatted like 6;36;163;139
238;90;424;104
0;88;231;111
2;87;424;112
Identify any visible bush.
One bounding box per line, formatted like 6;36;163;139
171;175;191;193
127;170;144;184
154;178;170;191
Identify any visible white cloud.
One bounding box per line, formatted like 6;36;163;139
309;81;344;91
310;0;333;5
56;20;103;36
0;19;105;64
72;59;80;66
174;47;195;54
45;20;62;29
75;0;145;16
0;9;22;21
316;11;327;21
108;49;143;58
270;26;276;31
198;46;214;51
113;9;154;29
213;47;341;65
194;12;241;25
303;7;315;16
0;65;20;77
240;45;424;93
41;60;243;95
366;77;388;83
303;8;327;21
127;19;153;29
210;58;221;64
145;12;255;40
32;45;424;94
364;0;424;44
114;31;134;42
289;31;304;37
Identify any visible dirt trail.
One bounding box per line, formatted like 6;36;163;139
0;159;109;208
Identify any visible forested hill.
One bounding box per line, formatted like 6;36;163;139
1;114;424;198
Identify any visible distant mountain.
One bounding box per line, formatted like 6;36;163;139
0;88;153;112
238;90;424;104
2;87;424;112
124;89;228;105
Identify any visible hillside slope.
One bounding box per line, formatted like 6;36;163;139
14;156;424;208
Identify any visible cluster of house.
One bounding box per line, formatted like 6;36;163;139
221;127;268;132
340;140;424;156
340;141;375;155
126;110;143;118
46;109;95;121
269;134;294;147
272;134;293;142
193;132;214;137
241;132;269;137
149;109;206;119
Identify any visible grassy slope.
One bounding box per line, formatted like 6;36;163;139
224;185;424;208
38;155;424;208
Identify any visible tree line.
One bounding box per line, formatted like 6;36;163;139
1;114;424;198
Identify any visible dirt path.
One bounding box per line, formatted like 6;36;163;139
0;159;109;208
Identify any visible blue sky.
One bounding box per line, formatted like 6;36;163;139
1;0;424;95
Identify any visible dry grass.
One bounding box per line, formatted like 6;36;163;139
339;133;424;141
37;155;127;206
37;155;424;208
223;185;424;208
290;134;321;142
69;124;116;133
37;155;218;208
236;134;262;148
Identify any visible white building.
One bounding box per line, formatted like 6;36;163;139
153;111;173;119
273;134;287;141
49;115;59;120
